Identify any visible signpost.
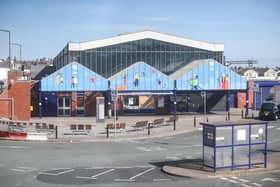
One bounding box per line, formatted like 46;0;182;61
111;89;118;135
201;91;206;122
253;83;259;116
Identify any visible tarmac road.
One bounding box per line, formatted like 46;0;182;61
0;121;280;187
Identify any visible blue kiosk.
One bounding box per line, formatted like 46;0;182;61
201;120;268;172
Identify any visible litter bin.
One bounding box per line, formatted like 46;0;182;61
200;120;268;172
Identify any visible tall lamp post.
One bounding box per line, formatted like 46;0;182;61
12;43;22;62
0;29;12;69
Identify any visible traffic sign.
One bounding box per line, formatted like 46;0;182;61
253;83;259;92
111;90;118;101
201;91;206;97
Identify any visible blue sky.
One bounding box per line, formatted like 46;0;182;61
0;0;279;66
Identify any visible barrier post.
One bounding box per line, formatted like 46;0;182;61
194;115;196;127
148;123;150;135
106;127;109;138
55;126;58;139
228;111;230;121
241;109;244;119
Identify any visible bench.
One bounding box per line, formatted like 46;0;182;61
165;116;179;125
150;118;165;128
67;124;92;135
134;120;148;131
105;123;126;130
105;122;126;134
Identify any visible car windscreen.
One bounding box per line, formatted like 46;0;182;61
261;103;275;110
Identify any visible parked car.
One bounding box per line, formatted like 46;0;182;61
259;101;280;120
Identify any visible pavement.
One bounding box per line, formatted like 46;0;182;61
162;152;280;179
28;108;258;142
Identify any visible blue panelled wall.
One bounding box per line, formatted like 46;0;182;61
38;60;247;116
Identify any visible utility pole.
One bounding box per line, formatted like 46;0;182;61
0;29;12;69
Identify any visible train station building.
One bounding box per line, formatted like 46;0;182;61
36;30;247;117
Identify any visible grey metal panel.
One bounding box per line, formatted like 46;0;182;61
234;146;249;165
251;144;265;164
216;126;232;146
216;147;232;167
204;146;214;167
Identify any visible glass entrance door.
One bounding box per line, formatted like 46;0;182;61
57;97;71;116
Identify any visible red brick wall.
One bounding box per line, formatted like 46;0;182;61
0;90;11;119
8;81;31;120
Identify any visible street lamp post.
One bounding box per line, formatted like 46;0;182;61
12;43;22;62
0;29;12;69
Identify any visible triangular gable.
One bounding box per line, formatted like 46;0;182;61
109;62;174;91
41;62;108;91
175;59;247;90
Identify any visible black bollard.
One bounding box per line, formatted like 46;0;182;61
252;112;254;119
206;117;209;122
173;119;176;131
55;126;58;139
148;123;150;135
241;109;244;119
106;127;109;138
194;116;196;127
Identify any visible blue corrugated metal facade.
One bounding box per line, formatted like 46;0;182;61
41;62;108;91
38;60;247;116
176;59;247;90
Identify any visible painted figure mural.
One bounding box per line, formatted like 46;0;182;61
218;73;229;89
134;73;139;87
55;72;63;85
71;64;78;88
190;74;199;90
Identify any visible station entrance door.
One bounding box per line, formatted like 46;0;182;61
57;97;71;116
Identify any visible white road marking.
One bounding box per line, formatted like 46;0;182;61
198;127;203;131
91;169;115;178
261;177;280;182
85;165;152;169
241;183;252;187
268;126;275;129
228;179;239;184
40;169;74;176
151;146;167;151
76;176;96;180
166;156;180;161
184;155;193;159
114;179;134;182
0;146;30;149
220;177;239;184
153;178;171;182
277;128;280;130
231;176;250;183
251;183;262;187
10;166;37;172
129;167;155;180
137;146;152;152
56;169;74;175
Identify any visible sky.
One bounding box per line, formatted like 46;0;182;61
0;0;279;67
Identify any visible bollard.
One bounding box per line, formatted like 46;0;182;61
252;112;254;119
206;117;209;122
55;126;58;139
173;119;176;131
148;123;150;135
194;116;196;127
106;127;109;138
228;111;230;121
241;109;244;119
